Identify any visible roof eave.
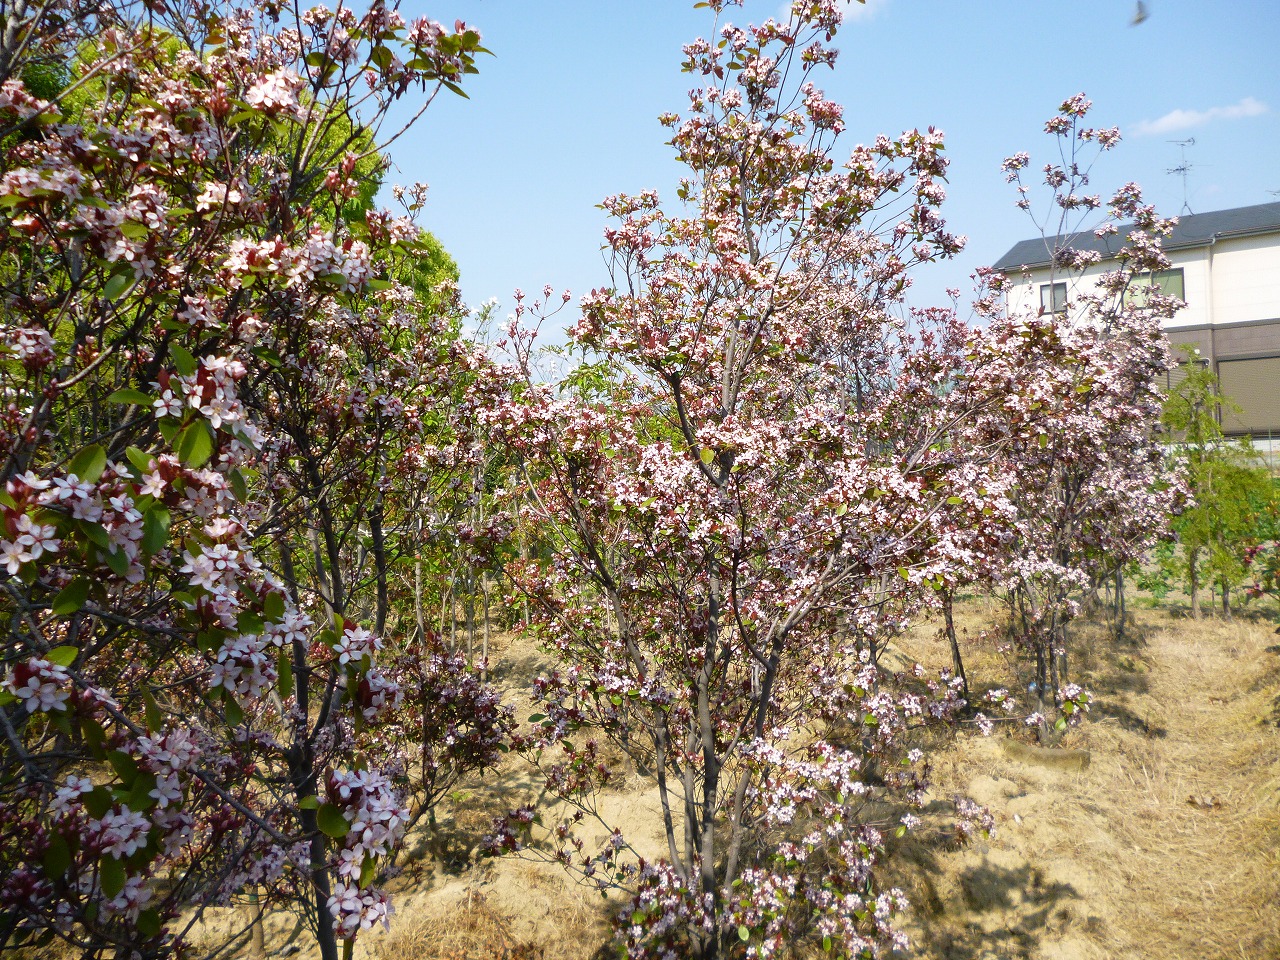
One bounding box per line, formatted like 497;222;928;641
993;223;1280;276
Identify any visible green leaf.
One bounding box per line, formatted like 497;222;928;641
143;692;164;733
946;496;964;505
83;787;112;819
366;278;393;291
317;803;350;839
237;611;264;636
136;908;162;940
67;444;107;483
127;773;157;812
142;507;170;557
0;690;14;706
42;833;71;878
107;749;139;786
738;925;750;942
82;717;106;754
107;388;152;407
251;346;282;368
169;343;198;377
263;591;285;621
359;855;378;888
76;522;108;552
103;273;131;301
224;694;244;727
228;468;248;501
1054;716;1068;732
45;644;78;667
835;502;848;517
176;421;214;468
527;714;546;723
125;447;154;474
120;221;148;240
103;545;130;577
99;856;126;898
298;794;320;810
699;447;714;465
276;650;293;699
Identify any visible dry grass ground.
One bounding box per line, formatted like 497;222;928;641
889;601;1280;960
191;601;1280;960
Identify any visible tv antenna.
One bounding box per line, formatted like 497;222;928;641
1167;137;1196;214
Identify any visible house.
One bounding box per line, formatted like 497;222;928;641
992;201;1280;444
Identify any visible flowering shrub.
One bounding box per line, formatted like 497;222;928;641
972;96;1183;732
477;4;1178;957
0;2;503;958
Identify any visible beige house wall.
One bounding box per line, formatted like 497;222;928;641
1001;235;1280;437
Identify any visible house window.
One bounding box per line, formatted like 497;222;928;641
1040;282;1067;315
1125;268;1185;307
1217;355;1280;435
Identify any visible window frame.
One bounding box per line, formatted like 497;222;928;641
1040;281;1067;315
1125;267;1185;308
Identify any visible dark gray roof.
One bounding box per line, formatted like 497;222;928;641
991;200;1280;273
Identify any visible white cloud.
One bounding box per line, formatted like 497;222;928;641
1134;96;1268;137
841;0;888;21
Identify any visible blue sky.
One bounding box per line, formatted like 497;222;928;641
387;0;1280;329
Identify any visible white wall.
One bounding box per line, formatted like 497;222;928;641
1002;233;1280;330
1205;233;1280;326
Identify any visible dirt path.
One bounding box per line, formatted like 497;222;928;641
897;610;1280;960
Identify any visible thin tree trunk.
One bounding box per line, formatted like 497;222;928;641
1189;548;1202;619
448;582;457;650
520;528;530;628
481;577;490;684
1048;627;1062;733
1033;623;1050;743
1114;566;1126;640
942;591;969;704
466;572;475;668
279;538;341;960
413;554;425;642
245;888;266;959
370;488;388;635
